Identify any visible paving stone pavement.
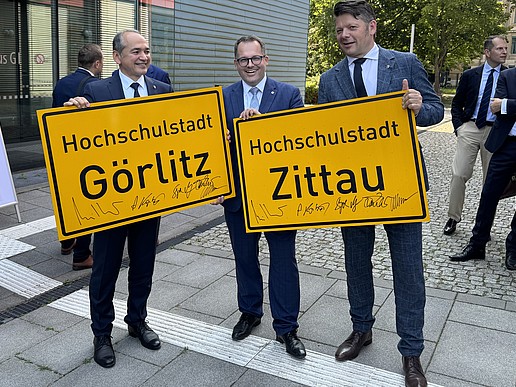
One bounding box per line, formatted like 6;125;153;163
1;109;516;387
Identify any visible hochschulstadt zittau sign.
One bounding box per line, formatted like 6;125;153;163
37;87;234;240
233;91;429;233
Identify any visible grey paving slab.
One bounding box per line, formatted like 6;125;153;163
51;352;161;387
233;368;306;387
161;255;234;289
169;306;224;326
0;318;56;362
157;247;205;267
20;306;84;332
151;261;181;282
298;294;352;347
0;356;61;387
8;248;54;268
178;275;238;319
115;337;184;367
448;300;516;333
426;372;486;387
141;349;245;387
429;321;516;386
147;280;199;312
18;319;94;374
298;272;336;313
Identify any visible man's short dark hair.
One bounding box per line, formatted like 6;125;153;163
233;35;266;58
333;0;376;22
484;35;507;51
77;43;103;69
112;29;141;53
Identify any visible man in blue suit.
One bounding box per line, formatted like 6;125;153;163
53;43;104;270
213;35;306;359
147;64;171;85
450;67;516;270
318;2;443;386
66;29;172;368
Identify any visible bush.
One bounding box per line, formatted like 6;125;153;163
305;76;320;105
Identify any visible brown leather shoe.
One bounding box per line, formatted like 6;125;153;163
403;356;427;387
335;330;372;361
72;255;93;271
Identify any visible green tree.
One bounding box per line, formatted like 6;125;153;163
418;0;513;94
307;0;514;94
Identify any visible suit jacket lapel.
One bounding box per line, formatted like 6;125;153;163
376;47;395;95
228;82;244;127
145;76;160;95
334;58;356;100
108;70;125;100
260;79;277;113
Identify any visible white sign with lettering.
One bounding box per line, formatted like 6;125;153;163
0;124;21;221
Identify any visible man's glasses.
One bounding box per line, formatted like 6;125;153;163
235;55;266;67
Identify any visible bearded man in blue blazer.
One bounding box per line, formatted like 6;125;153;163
67;29;172;369
213;35;306;359
318;2;443;386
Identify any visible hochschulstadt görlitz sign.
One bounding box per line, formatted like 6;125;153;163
233;91;429;232
37;87;234;240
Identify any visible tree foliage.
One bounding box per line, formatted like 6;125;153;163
307;0;515;93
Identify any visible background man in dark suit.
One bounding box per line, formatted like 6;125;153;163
53;43;104;270
444;36;508;236
318;2;443;386
147;64;171;85
213;35;306;359
450;67;516;271
66;29;173;368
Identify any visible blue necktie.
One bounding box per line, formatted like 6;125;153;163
249;87;260;109
476;69;494;129
130;82;140;98
353;58;368;98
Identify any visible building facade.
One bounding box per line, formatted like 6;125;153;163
0;0;309;172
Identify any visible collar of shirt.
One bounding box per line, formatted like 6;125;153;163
118;71;148;98
78;67;95;77
348;43;379;96
242;75;267;109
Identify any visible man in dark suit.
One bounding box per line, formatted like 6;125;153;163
53;43;104;270
318;2;443;386
444;36;508;236
213;35;306;359
450;67;516;270
66;29;173;368
147;64;171;85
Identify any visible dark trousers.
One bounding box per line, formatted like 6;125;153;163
471;138;516;250
341;222;426;356
89;217;159;336
224;208;300;336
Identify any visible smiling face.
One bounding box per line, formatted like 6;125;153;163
113;31;150;80
234;40;268;86
335;13;376;58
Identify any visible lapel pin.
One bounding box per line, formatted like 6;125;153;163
271;91;275;94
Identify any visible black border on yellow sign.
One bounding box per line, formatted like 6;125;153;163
40;88;232;238
234;92;427;232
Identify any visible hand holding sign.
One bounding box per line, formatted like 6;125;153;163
401;79;423;117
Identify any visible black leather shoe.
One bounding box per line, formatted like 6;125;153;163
443;218;457;235
403;356;427;387
276;329;306;359
232;313;261;341
449;244;485;262
93;335;115;368
128;321;161;350
335;330;372;361
506;251;516;270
